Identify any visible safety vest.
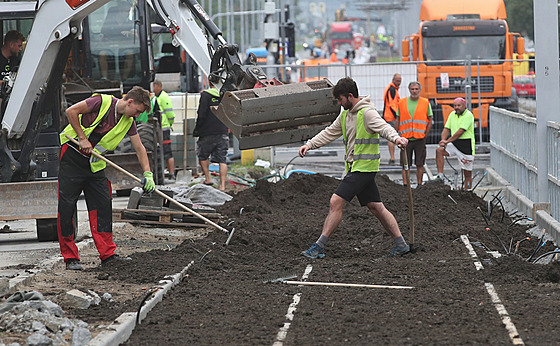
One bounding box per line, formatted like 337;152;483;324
155;90;175;129
397;97;430;139
60;94;134;173
340;108;380;173
382;82;399;121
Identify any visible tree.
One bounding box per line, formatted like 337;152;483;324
504;0;534;40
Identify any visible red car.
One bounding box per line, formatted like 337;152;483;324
513;74;536;99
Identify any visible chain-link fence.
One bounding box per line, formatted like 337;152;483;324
254;58;533;144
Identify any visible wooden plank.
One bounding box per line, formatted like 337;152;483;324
120;219;211;228
113;208;220;219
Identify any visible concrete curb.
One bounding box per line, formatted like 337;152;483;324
88;260;195;346
7;238;94;295
486;167;560;245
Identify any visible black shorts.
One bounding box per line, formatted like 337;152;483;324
334;171;381;206
400;138;426;167
197;134;229;164
162;128;173;161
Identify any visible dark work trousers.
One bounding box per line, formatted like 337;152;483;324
57;144;115;262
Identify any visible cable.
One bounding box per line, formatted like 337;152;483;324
532;250;560;264
283;155;301;178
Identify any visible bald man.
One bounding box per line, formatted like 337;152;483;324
435;97;475;190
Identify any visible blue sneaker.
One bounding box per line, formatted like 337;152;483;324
388;244;410;257
302;243;325;259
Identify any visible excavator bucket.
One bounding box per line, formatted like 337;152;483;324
211;79;340;149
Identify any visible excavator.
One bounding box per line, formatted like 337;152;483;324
0;0;339;240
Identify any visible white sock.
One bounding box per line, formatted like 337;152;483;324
438;173;444;179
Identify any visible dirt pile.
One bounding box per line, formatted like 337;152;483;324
4;173;560;345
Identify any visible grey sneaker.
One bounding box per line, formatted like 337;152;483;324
66;259;83;271
302;243;325;259
388;244;410;257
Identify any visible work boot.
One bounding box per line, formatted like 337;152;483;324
388;244;410;257
302;243;325;259
66;259;83;271
101;254;132;267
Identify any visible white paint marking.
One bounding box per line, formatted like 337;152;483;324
301;264;313;280
485;283;525;345
460;235;484;270
273;265;312;345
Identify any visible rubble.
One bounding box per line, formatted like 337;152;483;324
0;291;91;345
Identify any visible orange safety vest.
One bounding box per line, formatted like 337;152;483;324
382;82;400;122
397;97;430;139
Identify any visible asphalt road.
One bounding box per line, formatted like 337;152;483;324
0;197;129;279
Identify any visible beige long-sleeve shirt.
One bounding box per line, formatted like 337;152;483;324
306;96;400;164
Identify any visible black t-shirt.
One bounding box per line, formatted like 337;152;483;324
0;53;20;79
195;90;228;136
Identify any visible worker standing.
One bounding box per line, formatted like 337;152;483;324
382;73;401;164
152;80;176;180
395;81;432;186
58;86;154;270
435;97;475;189
299;77;410;259
193;84;229;191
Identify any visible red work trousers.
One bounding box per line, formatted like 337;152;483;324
57;144;115;262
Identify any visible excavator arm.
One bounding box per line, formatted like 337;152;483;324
0;0;338;182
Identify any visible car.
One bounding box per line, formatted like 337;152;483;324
513;74;536;99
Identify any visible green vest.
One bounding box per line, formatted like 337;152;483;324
341;108;380;173
60;94;134;173
156;90;175;129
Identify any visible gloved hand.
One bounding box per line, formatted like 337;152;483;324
193;126;200;137
141;171;155;192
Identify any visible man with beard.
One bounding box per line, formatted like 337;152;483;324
299;77;410;259
0;30;25;82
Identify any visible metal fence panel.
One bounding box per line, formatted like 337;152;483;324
490;106;560;221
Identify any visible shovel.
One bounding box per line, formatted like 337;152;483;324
65;135;229;235
401;147;415;250
175;102;192;183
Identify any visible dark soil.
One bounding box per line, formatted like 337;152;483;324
71;174;560;344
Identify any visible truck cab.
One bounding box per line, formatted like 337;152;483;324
401;0;524;143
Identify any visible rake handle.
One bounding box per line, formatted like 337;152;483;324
65;135;229;234
402;147;415;245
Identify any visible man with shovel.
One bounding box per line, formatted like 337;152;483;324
299;77;410;259
57;86;154;270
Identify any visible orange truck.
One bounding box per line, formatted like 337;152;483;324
401;0;524;143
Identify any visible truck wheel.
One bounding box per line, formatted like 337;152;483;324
113;123;155;153
36;209;78;242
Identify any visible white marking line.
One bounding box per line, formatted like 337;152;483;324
485;283;525;345
461;235;524;345
460;235;484;270
273;264;312;346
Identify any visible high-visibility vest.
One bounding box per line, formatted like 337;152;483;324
60;94;134;172
383;82;399;121
155;90;175;129
340;107;380;173
397;97;430;139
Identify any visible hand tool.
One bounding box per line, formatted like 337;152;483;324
65;135;230;235
401;147;415;250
